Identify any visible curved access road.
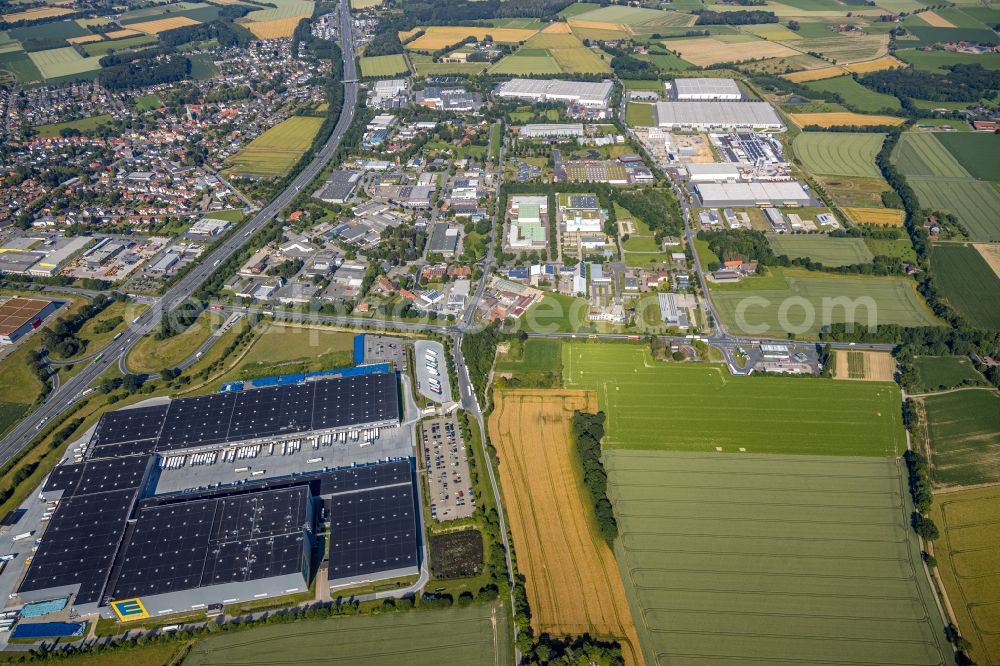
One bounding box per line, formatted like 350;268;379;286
0;0;358;467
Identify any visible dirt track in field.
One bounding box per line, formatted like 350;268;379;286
489;389;643;666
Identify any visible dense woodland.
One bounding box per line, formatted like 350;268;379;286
860;64;1000;103
573;411;617;544
695;9;778;24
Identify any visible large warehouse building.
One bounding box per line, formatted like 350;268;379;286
18;371;420;618
0;297;58;345
654;101;785;131
495;78;614;108
671;77;742;100
695;181;814;207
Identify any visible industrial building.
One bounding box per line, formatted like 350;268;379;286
684;163;741;183
495;78;614;108
429;224;461;257
519;123;584;139
415;87;482;111
17;371;419;618
654;102;784;131
507;196;547;251
695;181;813;207
0;297;58;344
0;236;91;277
670;78;742;101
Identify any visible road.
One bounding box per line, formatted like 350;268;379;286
0;0;359;468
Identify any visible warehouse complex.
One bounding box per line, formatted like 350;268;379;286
654;101;784;131
495;78;614;108
0;297;58;345
17;370;420;619
694;181;814;207
670;78;743;101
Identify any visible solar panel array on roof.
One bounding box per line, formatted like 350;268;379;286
327;483;418;583
90;404;169;454
111;487;308;599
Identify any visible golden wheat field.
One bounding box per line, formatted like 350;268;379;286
105;28;143;39
842;207;906;226
1;6;74;22
127;16;201;34
785;55;906;82
976;244;1000;279
788;112;906;128
243;16;303;39
489;390;643;666
66;34;104;45
918;10;955;27
834;351;896;381
664;37;798;67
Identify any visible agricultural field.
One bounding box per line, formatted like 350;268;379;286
184;603;512;666
930;485;1000;665
911;356;986;393
409;53;487;76
919;389;1000;488
223;115;323;178
1;6;74;23
488;53;560;75
566;4;693;34
493;338;562;389
896;47;1000;72
893;132;971;179
833;350;896;381
359;53;409;77
81;34;157;56
788;112;905;128
909;178;1000;242
864;237;917;262
664;36;798;67
488;390;641;664
27;46;102;80
766;234;874;267
978;243;1000;278
563;342;906;456
792;131;884;177
404;26;539;51
784;55;905;82
244;0;312;23
34;113;115;137
608;450;951;666
490;31;610;74
930;244;1000;330
707;268;941;338
842;207;905;226
786;34;889;64
127;15;200;34
803;75;901;112
935;132;1000;182
243;16;303;39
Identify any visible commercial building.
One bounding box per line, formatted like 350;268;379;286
188;217;231;237
18;371;418;616
695;181;813;207
495;78;614;108
429;224;461;257
685;163;741;183
671;77;742;101
415;87;482;111
507;199;547;251
0;297;58;344
316;170;361;204
654;101;784;131
519;123;584;139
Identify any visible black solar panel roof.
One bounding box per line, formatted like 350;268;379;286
111;487;308;599
327;483;418;582
91;404;169;448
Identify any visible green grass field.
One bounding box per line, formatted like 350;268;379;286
33;113;114;137
935;132;1000;182
569;4;693;32
864;237;917;262
893;132;972;179
909;178;1000;242
804;75;901;113
134;93;161;110
494;338;562;388
912;356;985;393
921;390;1000;487
184;604;512;665
896;47;1000;72
244;0;313;22
708;269;941;338
0;402;28;438
488;53;561;75
223;115;323;178
792;132;884;178
516;293;591;333
233;324;353;379
359;53;408;78
564;342;906;456
625;102;654;127
27;46;102;80
766;234;874;267
81;34;157;56
608;450;951;666
930;243;1000;330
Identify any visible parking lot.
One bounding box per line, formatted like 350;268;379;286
363;335;407;371
413;340;451;404
420;417;474;522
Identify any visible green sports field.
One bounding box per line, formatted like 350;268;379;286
766;234;874;267
930;244;1000;330
563;342;906;456
911;356;986;393
792;132;884;178
359;54;408;78
184;603;512;665
920;390;1000;487
223;115;323;178
708;269;941;338
803;75;901;113
608;450;952;666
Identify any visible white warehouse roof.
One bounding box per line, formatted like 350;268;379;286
495;78;614;106
696;181;812;205
685;163;741;180
655;101;784;129
673;77;742;99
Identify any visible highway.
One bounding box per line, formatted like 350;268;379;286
0;0;359;468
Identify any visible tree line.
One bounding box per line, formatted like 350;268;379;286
573;411;617;544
